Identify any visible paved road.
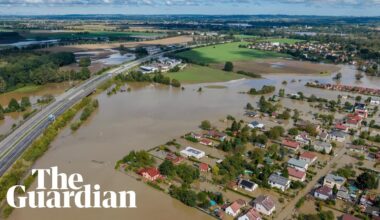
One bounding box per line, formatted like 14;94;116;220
0;47;187;176
275;146;347;220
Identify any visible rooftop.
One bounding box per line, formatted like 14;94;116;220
288;158;309;168
325;173;347;184
269;173;289;186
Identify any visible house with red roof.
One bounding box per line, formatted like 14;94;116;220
287;167;306;182
299;151;317;164
238;208;262;220
138;167;162;181
199;138;213;146
341;214;360;220
335;123;349;133
165;153;184;165
198;163;210;172
282;139;300;151
225;200;245;217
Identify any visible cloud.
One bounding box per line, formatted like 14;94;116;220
0;0;378;6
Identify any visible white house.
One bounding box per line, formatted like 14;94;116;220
313;141;333;154
268;174;290;191
253;195;276;216
287;158;309;172
329;130;347;143
323;173;346;190
225;200;245;217
299;151;318;164
180;147;205;159
314;186;333;201
238;179;258;192
248;121;265;129
238;208;262;220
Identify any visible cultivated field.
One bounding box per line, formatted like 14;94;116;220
40;36;193;52
176;42;288;64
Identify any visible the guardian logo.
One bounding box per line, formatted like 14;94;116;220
6;167;136;209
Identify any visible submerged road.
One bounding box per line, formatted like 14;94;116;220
0;48;186;176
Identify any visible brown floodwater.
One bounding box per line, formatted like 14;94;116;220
8;64;380;220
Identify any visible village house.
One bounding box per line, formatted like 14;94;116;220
268;174;290;191
314;185;333;201
225;199;246;217
198;163;209;172
295;132;311;145
287;167;306;182
337;186;351;202
248;121;265;129
238;208;262;220
253;195;276;216
335;123;349;133
313;141;333;154
323;173;347;189
180;146;205;159
296;120;321;133
329;130;347;143
190;132;202;140
238;179;258;192
199;138;213;146
287;158;309;172
165;152;184;165
299;151;317;164
138;167;162;181
204;130;227;141
318;131;330;142
347;145;366;154
341;214;361;220
282;139;301;152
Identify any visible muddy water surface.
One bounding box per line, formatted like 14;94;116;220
9;64;380;220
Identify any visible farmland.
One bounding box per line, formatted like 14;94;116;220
165;65;246;84
176;42;289;64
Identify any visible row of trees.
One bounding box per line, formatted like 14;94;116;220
115;71;181;88
0;97;31;120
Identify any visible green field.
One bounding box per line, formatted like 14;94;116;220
165;65;246;84
176;42;288;64
235;35;258;39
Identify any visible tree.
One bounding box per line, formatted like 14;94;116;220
356;172;378;190
79;67;91;80
200;120;211;130
171;79;181;88
0;109;4;120
279;88;285;97
246;102;253;110
7;98;20;112
159;160;176;177
355;96;362;102
20;97;31;110
355;72;364;81
0;76;6;93
79;57;91;67
223;61;234;72
333;72;342;80
288;128;299;136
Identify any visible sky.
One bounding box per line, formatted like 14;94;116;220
0;0;379;16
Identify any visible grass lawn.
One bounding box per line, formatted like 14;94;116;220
11;85;42;93
20;31;164;39
235;35;258;39
176;42;288;64
165;65;246;84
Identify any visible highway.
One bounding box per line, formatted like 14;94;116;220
0;48;184;176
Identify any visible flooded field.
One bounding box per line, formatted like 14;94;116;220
8;64;380;220
212;59;340;75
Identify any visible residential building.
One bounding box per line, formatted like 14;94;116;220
268;174;290;191
323;173;347;189
204;130;227;141
225;199;246;217
335;123;349;133
337;186;351;202
341;214;360;220
165;153;184;165
180;146;205;159
314;186;333;200
299;151;317;164
329;130;347;142
138;167;162;181
282;139;301;151
313;141;333;154
295;132;311;145
238;208;262;220
287;158;309;172
198;163;209;172
253;195;276;216
199;138;213;146
287;167;306;182
248;121;265;129
238;179;258;192
318;132;329;142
